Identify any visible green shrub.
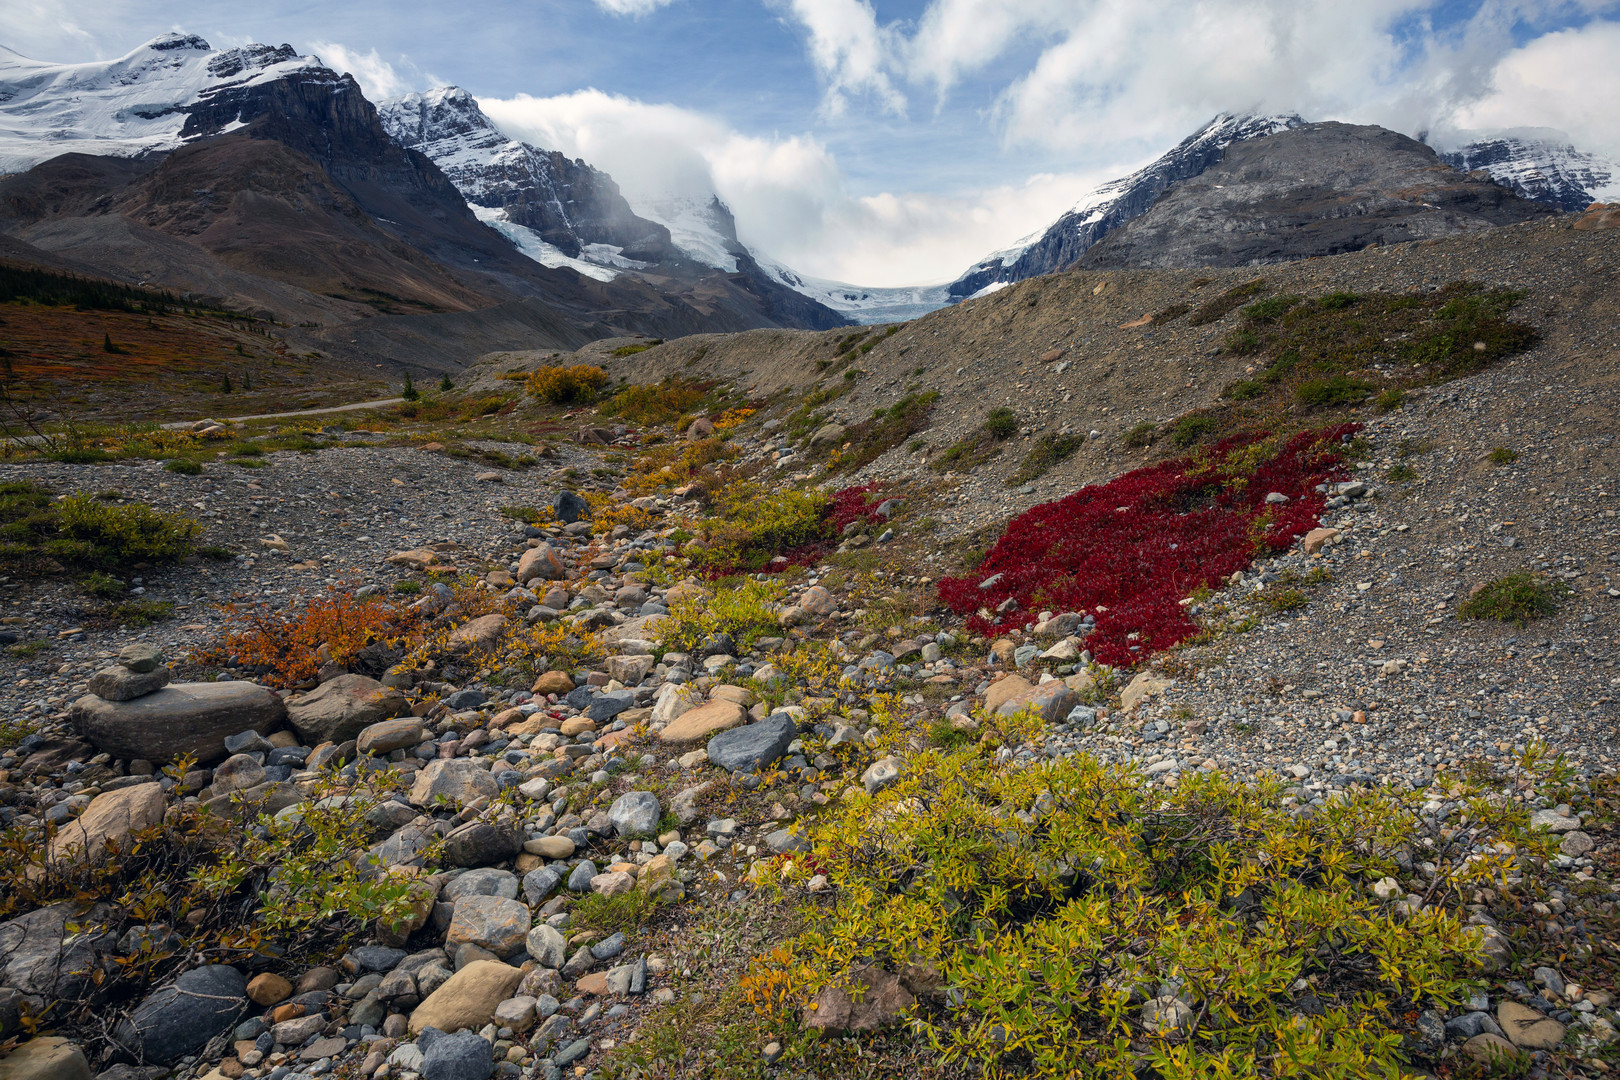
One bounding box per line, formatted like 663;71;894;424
1459;571;1562;625
1296;376;1374;409
1239;293;1303;324
1009;432;1084;486
1223;379;1265;401
393;580;423;595
79;571;127;598
758;718;1536;1080
571;888;665;936
660;578;784;655
983;408;1018;440
830;391;939;473
1222;327;1262;354
1488;447;1519;465
1169;414;1216;447
55;493;198;565
163;458;203;475
1188;278;1266;325
1374;387;1406;412
1385;462;1417;482
1123;421;1157;448
698;487;829;573
600;380;708;426
104;599;175;626
229;442;265;457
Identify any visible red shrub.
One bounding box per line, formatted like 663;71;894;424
938;425;1358;666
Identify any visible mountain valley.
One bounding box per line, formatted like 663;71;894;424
0;22;1619;1080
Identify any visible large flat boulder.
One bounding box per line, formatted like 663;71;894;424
49;782;165;866
71;682;286;764
286;674;408;745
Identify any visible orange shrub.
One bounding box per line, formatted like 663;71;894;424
199;589;424;686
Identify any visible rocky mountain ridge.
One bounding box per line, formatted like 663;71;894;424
1079;122;1555;269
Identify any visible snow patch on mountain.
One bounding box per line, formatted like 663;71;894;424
0;34;327;174
637;195;741;273
1433;130;1618;212
469;206;620;282
757;259;950;323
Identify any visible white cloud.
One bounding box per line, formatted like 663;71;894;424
481;88;1097;285
0;0;98;60
774;0;906;116
308;40;421;100
776;0;1620;163
592;0;681;14
1446;20;1620;158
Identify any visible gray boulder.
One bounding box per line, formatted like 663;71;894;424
0;903;100;997
71;682;285;764
607;791;660;837
287;674;408;745
442;821;522;868
420;1028;493;1080
552;491;590;524
706;714;796;773
113;965;246;1063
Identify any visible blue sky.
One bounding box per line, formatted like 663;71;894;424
5;1;1618;285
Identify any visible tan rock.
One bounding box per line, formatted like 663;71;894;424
246;973;293;1006
1497;1001;1566;1050
532;671;575;696
409;960;525;1035
448;614;507;652
983;675;1034;715
524;836;576;859
1463;1032;1521;1065
591;871;636;896
639;854;676;892
0;1037;92;1080
488;707;525;730
516;544;566;583
658;700;748;745
385;549;441;570
356;718;424;756
1120;672;1173;714
445;895;531;956
559;717;596;737
576;971;611;996
708;685;755;707
597;728;637;751
49;782;165;865
989;639;1017;666
803;965;914;1033
1302;527;1341;555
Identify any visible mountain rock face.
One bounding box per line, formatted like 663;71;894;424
1437;135;1619;212
378;89;674;263
1079;122;1554;270
380;86;847;329
947;114;1304;298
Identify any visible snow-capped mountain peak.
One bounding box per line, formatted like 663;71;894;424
947;112;1304;298
1434;130;1618;212
0;34;327;174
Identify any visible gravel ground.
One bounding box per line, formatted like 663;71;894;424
0;434;610;730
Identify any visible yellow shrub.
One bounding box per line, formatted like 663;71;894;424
526;364;610;404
